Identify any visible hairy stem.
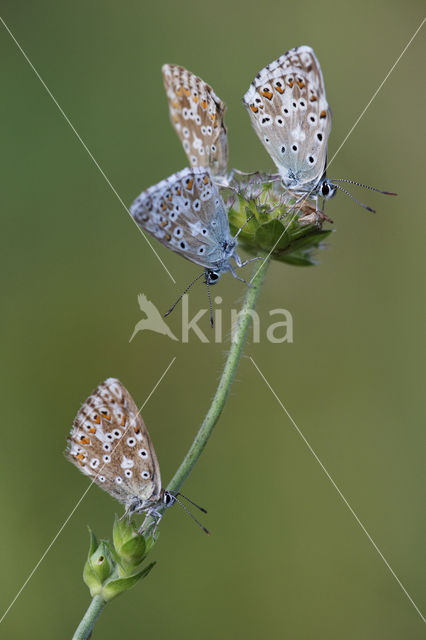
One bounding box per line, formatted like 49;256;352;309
72;595;106;640
167;258;270;493
73;258;269;639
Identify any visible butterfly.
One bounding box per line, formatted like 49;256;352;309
243;45;396;212
130;166;257;321
66;378;208;533
162;64;228;181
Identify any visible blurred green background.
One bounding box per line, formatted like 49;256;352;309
1;1;425;638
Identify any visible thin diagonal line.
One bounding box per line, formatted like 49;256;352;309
249;17;425;284
249;356;425;624
328;17;426;167
0;357;176;625
0;15;176;284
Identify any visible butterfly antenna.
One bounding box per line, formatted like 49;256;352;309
176;492;208;513
164;271;205;318
233;213;255;240
333;183;376;213
173;495;210;535
206;278;214;328
331;178;397;196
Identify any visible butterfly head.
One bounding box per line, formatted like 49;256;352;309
205;269;221;285
319;178;338;201
162;490;177;508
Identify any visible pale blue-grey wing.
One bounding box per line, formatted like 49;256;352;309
130;167;233;270
162;65;228;179
243;45;331;192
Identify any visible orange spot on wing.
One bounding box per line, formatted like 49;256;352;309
183;88;190;97
134;426;140;434
261;89;273;100
160;220;168;228
76;453;84;461
297;81;305;89
250;105;259;113
186;179;193;190
88;427;96;434
201;100;208;109
193;95;198;103
275;85;284;94
288;80;294;88
320;110;327;118
165;233;172;241
310;95;317;102
203;175;209;184
93;415;100;424
176;87;183;97
80;436;90;444
121;415;126;427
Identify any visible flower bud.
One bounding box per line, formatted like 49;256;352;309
113;515;147;567
227;175;333;266
83;529;115;597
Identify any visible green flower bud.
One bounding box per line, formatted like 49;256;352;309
227;175;333;266
83;529;115;597
112;515;147;567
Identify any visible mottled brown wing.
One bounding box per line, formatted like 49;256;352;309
163;64;228;178
243;46;332;192
66;378;162;506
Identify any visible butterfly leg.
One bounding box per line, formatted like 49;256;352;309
229;264;248;284
137;509;163;537
233;253;263;268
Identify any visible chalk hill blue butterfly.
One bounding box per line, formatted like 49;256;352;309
162;64;228;180
243;45;396;211
66;378;208;533
130;166;252;287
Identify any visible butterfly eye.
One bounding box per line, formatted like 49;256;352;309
163;492;175;506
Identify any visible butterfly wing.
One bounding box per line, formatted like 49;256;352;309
66;378;162;506
162;64;228;178
243;46;331;193
130;167;234;271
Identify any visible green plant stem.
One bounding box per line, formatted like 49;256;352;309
72;595;106;640
167;258;269;493
72;258;269;639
